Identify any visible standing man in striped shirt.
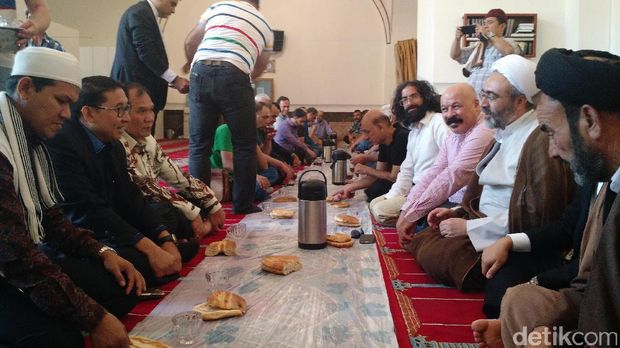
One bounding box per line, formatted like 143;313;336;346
184;0;273;214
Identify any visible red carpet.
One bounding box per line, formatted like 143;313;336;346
115;139;484;347
373;223;483;347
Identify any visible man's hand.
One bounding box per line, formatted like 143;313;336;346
208;208;226;230
172;76;190;94
350;153;367;166
396;214;416;247
256;175;270;189
276;161;294;185
306;148;317;160
481;236;513;279
291;154;302;167
147;244;181;278
455;26;464;40
332;185;354;201
101;251;146;295
191;216;212;240
427;207;457;229
353;163;370;176
90;312;130;348
439;218;467;238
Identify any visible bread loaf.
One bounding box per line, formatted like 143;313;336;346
334;214;360;227
207;291;247;312
261;255;302;275
205;240;237;257
129;336;171;348
273;196;297;203
328;201;350;208
327;233;352;243
270;209;295;219
192;302;244;321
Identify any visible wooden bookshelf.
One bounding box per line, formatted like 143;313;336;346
462;13;537;58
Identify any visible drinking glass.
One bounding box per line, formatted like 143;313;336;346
172;311;201;345
225;223;247;242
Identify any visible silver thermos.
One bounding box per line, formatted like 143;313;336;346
323;139;334;163
331;149;351;185
298;170;327;249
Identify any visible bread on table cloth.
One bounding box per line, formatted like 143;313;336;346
270;208;295;219
334;214;360;227
129;336;171;348
327;233;354;248
328;201;350;208
261;255;302;275
193;291;247;321
273;196;297;203
205;240;237;256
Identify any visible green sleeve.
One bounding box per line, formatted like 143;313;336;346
210;124;233;169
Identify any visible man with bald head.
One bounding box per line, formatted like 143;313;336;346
397;83;494;244
406;55;574;291
332;109;409;202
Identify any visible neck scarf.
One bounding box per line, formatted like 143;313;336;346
0;92;61;243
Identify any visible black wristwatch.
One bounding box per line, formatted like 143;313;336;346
157;233;177;246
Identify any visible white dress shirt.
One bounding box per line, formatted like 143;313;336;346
467;109;539;251
384;112;448;199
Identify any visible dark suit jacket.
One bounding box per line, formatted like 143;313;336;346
46;118;164;247
111;1;169;112
525;184;595;289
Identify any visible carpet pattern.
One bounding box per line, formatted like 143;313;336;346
373;223;484;347
116;139;484;347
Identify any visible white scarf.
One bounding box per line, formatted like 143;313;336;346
0;92;61;244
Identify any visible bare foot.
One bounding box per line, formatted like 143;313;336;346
472;319;504;348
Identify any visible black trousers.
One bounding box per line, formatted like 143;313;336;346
364;179;394;202
0;253;138;348
483;251;563;318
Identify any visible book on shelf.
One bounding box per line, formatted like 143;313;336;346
510;33;536;37
510;37;534;41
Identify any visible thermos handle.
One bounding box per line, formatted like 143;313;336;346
297;169;327;185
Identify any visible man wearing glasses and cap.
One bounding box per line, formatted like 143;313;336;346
450;8;521;95
0;47;144;347
47;76;198;289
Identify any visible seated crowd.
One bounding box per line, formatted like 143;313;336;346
0;44;618;348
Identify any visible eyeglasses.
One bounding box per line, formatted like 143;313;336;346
478;91;510;102
399;93;420;106
89;104;131;118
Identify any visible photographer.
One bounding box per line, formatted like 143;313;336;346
450;8;521;94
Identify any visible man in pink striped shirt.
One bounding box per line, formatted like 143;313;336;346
397;83;495;245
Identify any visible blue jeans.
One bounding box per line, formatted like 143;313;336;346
188;62;257;213
259;166;281;186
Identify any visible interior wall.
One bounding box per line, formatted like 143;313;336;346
417;0;620;93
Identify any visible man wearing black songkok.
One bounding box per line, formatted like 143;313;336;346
471;48;620;348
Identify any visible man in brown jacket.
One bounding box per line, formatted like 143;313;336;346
405;55;575;291
472;48;620;348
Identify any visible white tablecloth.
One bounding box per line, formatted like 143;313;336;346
130;165;397;347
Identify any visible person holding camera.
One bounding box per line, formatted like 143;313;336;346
450;8;521;95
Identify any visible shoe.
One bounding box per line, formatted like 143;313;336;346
234;205;262;215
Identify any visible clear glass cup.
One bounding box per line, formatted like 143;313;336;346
225;223;247;242
259;202;273;216
172;311;201;345
204;269;231;294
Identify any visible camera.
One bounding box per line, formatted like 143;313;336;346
460;25;476;35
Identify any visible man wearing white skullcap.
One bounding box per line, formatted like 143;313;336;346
0;47;145;347
405;54;575;294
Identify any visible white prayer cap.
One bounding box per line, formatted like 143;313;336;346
11;47;81;88
491;54;539;103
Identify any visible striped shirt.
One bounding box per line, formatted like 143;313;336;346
193;1;273;75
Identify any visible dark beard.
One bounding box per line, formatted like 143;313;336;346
570;131;606;186
402;105;428;127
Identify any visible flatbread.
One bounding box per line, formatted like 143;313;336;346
328;201;350;208
129;336;171;348
334;214;360;227
327;233;352;243
270;209;295;219
193;302;244;321
327;239;355;248
273;196;297;203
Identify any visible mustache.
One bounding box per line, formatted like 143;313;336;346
445;116;464;126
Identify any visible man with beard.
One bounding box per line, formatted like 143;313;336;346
405;55;575;291
396;83;494;243
368;80;447;225
331;110;409;202
472;48;620;348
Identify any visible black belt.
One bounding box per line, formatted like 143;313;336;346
200;60;236;68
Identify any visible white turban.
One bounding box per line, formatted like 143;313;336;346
11;47;81;88
491;54;539;103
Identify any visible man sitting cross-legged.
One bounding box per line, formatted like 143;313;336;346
120;82;225;242
405;55;575;291
47;76;191;287
396;83;494;239
0;47;144;348
332;109;409;202
255;101;294;186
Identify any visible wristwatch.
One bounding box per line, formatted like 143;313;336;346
98;245;117;257
157;233;178;246
528;276;539;286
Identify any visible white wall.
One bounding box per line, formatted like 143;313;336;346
417;0;620;93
